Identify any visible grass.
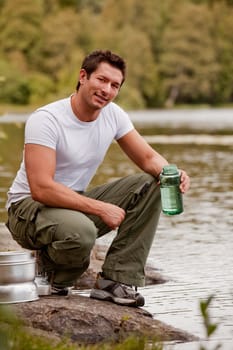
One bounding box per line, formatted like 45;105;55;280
199;296;222;350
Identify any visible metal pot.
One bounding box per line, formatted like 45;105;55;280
0;281;38;304
0;251;36;284
0;251;33;263
0;251;39;304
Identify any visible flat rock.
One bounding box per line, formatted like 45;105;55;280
13;294;198;345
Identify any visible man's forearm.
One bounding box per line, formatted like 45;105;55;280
142;153;168;179
30;180;104;217
30;180;126;229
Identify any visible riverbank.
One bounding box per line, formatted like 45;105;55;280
1;106;233;136
0;223;197;346
1;103;233;119
0;103;38;116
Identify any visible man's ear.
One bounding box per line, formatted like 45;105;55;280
79;69;87;85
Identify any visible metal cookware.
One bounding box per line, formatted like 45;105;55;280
0;281;38;304
0;251;33;263
0;251;39;304
35;276;51;296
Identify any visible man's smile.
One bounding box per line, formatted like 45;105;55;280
94;92;109;103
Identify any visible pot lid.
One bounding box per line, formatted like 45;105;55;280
0;251;33;263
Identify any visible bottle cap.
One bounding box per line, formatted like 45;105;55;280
162;164;179;175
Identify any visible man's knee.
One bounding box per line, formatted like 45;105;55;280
133;173;158;197
37;208;97;266
129;173;157;189
50;221;97;266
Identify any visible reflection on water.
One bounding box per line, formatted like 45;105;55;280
0;110;233;349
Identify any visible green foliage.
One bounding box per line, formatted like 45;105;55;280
0;0;43;55
211;3;233;103
0;0;233;108
191;0;233;5
158;2;220;106
199;295;222;350
0;60;31;104
27;72;56;104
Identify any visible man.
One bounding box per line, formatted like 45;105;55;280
6;50;190;307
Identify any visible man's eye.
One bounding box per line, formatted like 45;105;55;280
112;84;120;90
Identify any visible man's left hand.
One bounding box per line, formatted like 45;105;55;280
180;170;190;193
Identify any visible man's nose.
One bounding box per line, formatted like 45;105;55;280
102;82;111;95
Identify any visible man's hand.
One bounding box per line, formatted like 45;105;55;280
179;170;190;193
99;202;126;230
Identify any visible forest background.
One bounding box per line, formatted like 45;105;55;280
0;0;233;110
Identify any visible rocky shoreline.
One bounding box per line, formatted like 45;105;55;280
0;223;198;345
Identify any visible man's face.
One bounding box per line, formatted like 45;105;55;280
79;62;123;109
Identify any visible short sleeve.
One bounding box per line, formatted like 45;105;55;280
25;110;59;149
109;103;134;140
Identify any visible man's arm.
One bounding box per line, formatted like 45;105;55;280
24;144;125;229
117;129;190;193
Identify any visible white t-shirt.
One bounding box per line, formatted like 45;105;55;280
6;96;134;208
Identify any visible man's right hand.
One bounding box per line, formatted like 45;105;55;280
99;202;126;230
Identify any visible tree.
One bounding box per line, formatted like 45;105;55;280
0;0;43;70
0;0;232;107
158;2;220;106
211;2;233;103
0;60;30;104
30;9;78;80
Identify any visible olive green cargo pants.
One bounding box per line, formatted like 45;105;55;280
6;173;161;288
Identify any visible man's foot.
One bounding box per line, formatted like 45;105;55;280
51;286;69;296
90;273;145;307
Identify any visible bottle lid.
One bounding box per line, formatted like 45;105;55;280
162;164;179;175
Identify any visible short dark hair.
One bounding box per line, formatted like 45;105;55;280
76;50;126;90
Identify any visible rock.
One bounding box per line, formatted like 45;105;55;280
13;294;198;345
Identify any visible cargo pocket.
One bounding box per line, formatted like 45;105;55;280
127;181;151;210
6;197;44;250
32;209;58;248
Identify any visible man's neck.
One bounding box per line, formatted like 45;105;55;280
71;92;100;122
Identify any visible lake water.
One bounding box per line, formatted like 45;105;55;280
0;108;233;349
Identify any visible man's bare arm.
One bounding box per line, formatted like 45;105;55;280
117;129;190;193
25;144;125;229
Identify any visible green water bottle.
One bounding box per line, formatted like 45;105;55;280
159;164;183;215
